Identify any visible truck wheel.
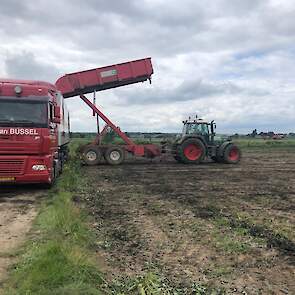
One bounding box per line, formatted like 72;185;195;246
177;138;206;164
223;144;241;164
104;146;125;165
82;145;102;165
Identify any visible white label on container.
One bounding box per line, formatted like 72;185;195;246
100;69;117;78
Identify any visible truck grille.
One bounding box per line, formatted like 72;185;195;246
0;159;25;175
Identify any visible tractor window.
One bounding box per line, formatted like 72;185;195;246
200;124;209;135
187;124;197;134
186;123;209;135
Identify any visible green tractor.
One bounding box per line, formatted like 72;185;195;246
173;117;241;164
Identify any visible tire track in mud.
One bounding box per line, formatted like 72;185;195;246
0;186;45;287
143;173;295;257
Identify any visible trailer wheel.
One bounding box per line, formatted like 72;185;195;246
177;138;206;164
104;146;125;165
82;145;102;165
223;144;241;164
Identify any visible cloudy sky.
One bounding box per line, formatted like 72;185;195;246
1;0;294;134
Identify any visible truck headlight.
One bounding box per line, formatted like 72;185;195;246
32;165;47;171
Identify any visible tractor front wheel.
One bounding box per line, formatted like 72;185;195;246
223;144;241;164
177;138;206;164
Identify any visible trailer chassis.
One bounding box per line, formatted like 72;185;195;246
79;94;162;164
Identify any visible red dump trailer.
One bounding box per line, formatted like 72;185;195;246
56;58;162;165
0;79;70;185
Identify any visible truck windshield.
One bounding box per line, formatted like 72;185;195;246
0;99;48;127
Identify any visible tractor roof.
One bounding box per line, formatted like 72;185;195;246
184;119;209;124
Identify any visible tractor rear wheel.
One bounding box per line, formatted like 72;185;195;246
104;146;125;165
223;144;241;164
177;138;206;164
82;145;102;165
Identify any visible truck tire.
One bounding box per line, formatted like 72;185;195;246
104;146;125;165
82;145;102;166
223;144;241;164
177;138;206;164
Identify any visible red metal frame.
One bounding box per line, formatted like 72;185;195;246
80;94;135;146
79;94;161;158
55;57;162;159
93;124;109;145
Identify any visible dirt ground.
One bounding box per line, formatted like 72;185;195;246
81;149;295;294
0;186;45;289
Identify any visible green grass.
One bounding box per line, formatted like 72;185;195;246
4;159;104;295
234;138;295;149
103;272;225;295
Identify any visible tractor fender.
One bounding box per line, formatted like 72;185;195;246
217;141;232;160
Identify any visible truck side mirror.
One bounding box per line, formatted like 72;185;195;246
53;106;61;124
53;117;61;124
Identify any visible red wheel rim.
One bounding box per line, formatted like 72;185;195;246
228;147;239;161
183;143;202;161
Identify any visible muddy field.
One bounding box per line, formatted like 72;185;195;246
0;186;45;289
81;149;295;294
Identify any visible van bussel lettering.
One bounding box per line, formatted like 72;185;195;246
0;129;38;135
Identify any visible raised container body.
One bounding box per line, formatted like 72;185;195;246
56;58;153;98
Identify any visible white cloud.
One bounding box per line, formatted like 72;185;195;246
0;0;295;134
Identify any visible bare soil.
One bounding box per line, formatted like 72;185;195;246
0;186;45;288
81;149;295;294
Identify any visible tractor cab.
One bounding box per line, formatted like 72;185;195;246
182;118;216;145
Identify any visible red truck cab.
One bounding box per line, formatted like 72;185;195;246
0;79;70;185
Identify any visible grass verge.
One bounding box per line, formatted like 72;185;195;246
4;160;104;295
